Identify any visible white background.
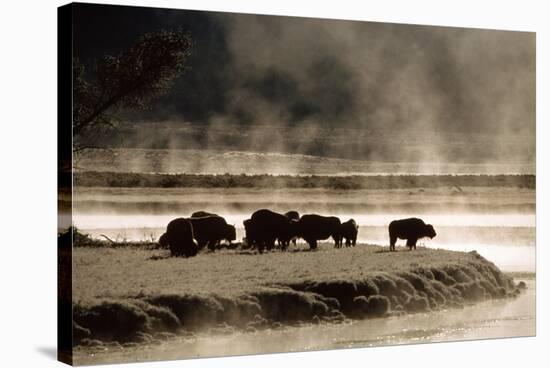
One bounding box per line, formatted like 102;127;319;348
0;0;547;367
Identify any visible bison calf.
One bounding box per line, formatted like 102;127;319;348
341;219;359;247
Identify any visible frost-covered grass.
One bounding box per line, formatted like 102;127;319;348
72;245;503;298
73;244;520;344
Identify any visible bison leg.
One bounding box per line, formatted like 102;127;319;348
169;243;181;257
281;240;289;251
284;238;291;250
257;241;265;254
406;238;418;250
209;240;221;251
306;238;317;250
389;235;397;251
352;236;356;247
184;247;197;257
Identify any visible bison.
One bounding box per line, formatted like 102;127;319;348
297;214;342;249
188;215;236;250
388;217;436;251
160;218;199;257
340;219;358;247
250;209;298;252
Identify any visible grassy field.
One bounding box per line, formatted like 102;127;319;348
72;244;522;345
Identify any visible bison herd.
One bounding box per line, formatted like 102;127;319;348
159;209;437;258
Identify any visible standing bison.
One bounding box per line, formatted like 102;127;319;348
388;217;436;251
340;219;359;247
188;215;236;250
159;218;199;257
250;209;298;252
297;214;342;249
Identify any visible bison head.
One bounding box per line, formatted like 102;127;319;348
424;224;437;239
225;225;237;241
158;232;169;248
288;219;300;238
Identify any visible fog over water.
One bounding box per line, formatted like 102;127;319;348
75;5;535;166
73;177;536;273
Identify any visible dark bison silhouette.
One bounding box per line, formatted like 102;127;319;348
340;219;359;247
388;217;436;251
158;232;168;248
281;211;300;247
188;215;236;250
297;214;342;249
190;211;219;218
243;218;258;249
250;209;297;252
284;211;300;221
159;218;198;257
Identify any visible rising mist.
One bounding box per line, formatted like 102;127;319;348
73;4;535;167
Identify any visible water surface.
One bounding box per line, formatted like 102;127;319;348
74;278;535;365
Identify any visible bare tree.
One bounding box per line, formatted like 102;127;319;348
73;29;193;153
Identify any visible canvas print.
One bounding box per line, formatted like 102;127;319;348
57;3;536;366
